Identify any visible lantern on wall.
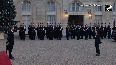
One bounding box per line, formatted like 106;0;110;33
64;10;69;18
88;10;92;19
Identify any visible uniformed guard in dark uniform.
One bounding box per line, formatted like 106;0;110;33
28;25;31;39
56;25;59;39
84;24;88;40
72;25;76;39
112;25;116;30
19;25;23;40
100;23;104;39
76;24;80;40
104;23;107;38
58;25;63;40
31;25;36;40
40;25;45;40
49;25;54;40
28;23;34;39
19;24;26;40
66;24;70;40
36;23;40;39
92;24;96;39
107;23;111;39
60;23;63;38
46;23;49;39
96;25;100;33
70;25;73;39
88;23;92;39
54;23;57;39
80;25;84;39
22;25;26;40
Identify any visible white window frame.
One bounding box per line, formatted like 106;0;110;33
71;2;80;12
47;15;56;24
95;6;102;12
47;2;55;12
22;1;31;12
113;3;116;11
95;15;102;24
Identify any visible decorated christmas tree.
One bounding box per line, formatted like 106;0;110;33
0;0;18;33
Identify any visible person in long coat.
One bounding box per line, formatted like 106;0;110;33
95;30;102;56
6;26;15;60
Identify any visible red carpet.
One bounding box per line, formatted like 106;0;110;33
0;52;12;65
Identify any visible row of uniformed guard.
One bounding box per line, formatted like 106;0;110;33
18;23;115;40
18;23;63;40
66;23;113;40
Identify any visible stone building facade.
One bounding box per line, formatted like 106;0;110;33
13;0;116;34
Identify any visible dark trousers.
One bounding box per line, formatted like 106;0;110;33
104;33;107;38
108;33;111;39
21;35;25;40
93;35;95;39
71;35;73;39
115;37;116;41
66;36;69;40
100;35;103;39
38;36;40;39
49;36;53;40
104;35;107;38
81;35;83;39
29;35;31;39
73;35;75;39
31;36;35;40
46;36;49;39
20;35;22;40
96;47;100;54
77;37;79;40
85;35;88;40
9;49;12;58
89;34;91;39
40;36;44;40
58;35;61;40
77;35;80;40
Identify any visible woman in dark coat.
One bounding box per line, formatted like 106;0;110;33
95;30;102;56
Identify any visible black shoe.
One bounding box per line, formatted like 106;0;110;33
96;54;100;56
9;56;15;60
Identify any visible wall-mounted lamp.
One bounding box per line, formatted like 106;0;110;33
64;10;69;18
89;14;92;19
88;10;92;19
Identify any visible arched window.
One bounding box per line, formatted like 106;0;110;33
47;2;55;12
22;1;31;12
71;2;79;11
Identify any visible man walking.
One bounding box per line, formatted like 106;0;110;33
6;26;15;60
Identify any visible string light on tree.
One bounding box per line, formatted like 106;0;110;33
0;0;18;32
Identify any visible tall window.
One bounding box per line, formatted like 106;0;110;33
47;2;55;12
113;3;116;11
47;15;55;23
71;2;79;11
95;15;102;24
95;6;102;12
22;1;31;12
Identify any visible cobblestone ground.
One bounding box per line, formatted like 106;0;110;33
0;33;116;65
